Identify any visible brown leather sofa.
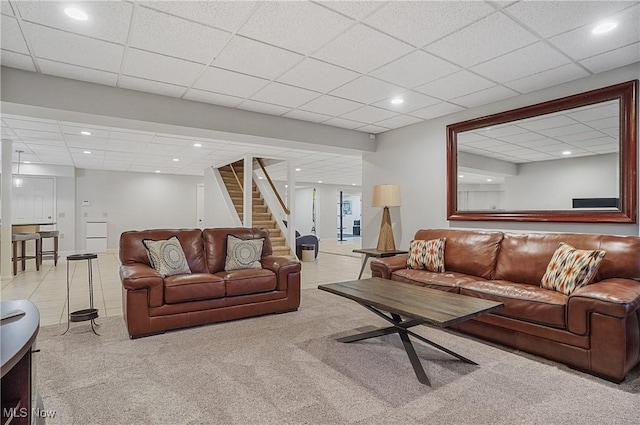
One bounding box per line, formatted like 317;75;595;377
371;229;640;382
119;227;301;339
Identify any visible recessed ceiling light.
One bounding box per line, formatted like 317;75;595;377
193;143;202;147
295;168;301;171
83;151;91;154
64;7;89;21
258;176;264;180
155;170;161;173
80;131;91;136
24;161;31;164
486;178;493;182
459;174;464;178
318;180;323;183
593;21;617;34
352;183;356;186
391;97;404;105
562;150;572;155
173;158;180;162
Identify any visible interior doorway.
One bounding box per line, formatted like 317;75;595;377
336;190;362;240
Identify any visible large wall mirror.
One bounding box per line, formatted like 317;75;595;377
447;80;638;223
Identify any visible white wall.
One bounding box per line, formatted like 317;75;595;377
504;153;618;210
295;187;316;235
75;169;203;250
364;64;640;249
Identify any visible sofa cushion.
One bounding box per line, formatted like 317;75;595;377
225;235;264;271
541;242;606;295
216;268;277;296
459;280;567;328
143;236;191;277
204;228;273;273
392;269;484;292
164;273;225;303
407;238;445;272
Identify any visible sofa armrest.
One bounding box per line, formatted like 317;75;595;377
567;278;640;334
119;263;164;308
370;255;408;279
261;255;301;291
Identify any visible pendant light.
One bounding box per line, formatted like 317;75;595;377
13;150;23;188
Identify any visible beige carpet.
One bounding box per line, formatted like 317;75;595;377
36;288;639;425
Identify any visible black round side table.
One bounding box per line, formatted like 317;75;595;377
63;253;100;335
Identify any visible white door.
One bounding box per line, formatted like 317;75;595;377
12;176;55;223
196;183;204;229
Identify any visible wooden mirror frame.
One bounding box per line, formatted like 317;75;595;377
447;80;638;223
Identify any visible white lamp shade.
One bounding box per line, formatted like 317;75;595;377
372;184;401;207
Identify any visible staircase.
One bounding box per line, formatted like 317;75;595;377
219;160;293;257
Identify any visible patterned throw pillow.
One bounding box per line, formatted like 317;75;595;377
541;242;606;295
407;238;446;272
142;236;191;277
225;235;265;271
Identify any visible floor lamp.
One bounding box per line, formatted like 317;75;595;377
372;184;401;251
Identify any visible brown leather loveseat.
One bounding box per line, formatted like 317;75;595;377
371;229;640;382
119;227;300;339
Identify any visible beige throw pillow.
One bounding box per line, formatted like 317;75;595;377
142;236;191;277
225;235;265;271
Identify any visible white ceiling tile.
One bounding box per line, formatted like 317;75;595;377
145;143;182;155
107;139;149;152
504;63;590;93
341;106;398;123
109;130;154;142
1;1;14;15
236;100;291;116
213;36;303;80
251;82;320;108
364;1;494;47
472;42;572;83
518;115;577;131
451;86;519;108
408;102;466;120
426;12;538;68
65;134;109;147
329;76;404;105
1;16;29;54
549;5;640;61
372;90;440;113
322;117;366;130
13;128;64;141
355;124;388;134
238;2;352;54
139;1;257;33
193;67;268;98
283;109;331;123
318;1;383;20
123;49;205;86
25;23;124;72
118;75;186;98
2;118;60;133
504;1;635;38
132;7;230;64
277;58;359;93
23;140;66;149
0;50;35;72
152;135;191;145
16;1;133;44
183;89;244;108
38;59;118;86
414;70;495;101
580;42;640;74
540;123;594;138
312;24;414;73
299;95;362;116
370;50;461;89
374;115;424;130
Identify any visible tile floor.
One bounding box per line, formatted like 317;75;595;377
1;238;370;326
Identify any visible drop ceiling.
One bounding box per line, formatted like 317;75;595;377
1;1;638;182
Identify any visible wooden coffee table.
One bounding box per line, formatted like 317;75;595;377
318;277;503;386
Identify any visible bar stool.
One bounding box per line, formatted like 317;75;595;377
37;230;60;266
11;233;41;275
63;253;100;335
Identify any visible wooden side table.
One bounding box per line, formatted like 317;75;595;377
352;248;408;279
